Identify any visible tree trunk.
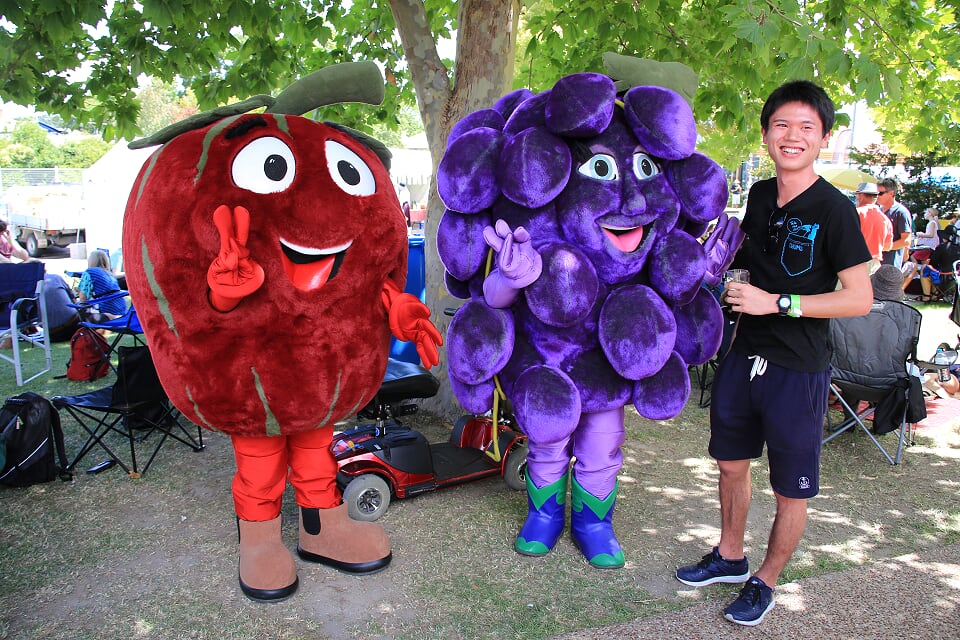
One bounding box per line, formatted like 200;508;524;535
389;0;517;420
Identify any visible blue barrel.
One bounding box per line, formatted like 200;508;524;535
389;235;426;364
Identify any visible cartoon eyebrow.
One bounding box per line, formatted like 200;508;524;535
225;115;268;140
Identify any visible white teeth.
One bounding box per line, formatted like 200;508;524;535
279;238;353;256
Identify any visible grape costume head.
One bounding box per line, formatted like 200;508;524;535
437;59;728;422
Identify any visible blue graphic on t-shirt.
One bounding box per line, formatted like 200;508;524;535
780;217;819;276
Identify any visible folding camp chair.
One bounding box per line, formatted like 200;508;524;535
69;290;145;374
824;300;923;465
0;262;52;385
52;345;204;477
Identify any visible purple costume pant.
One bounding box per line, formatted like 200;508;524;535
526;406;625;498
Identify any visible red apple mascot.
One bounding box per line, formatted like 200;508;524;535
123;62;442;601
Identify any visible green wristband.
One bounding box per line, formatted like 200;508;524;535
789;294;802;318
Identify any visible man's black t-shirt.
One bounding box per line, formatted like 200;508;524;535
732;177;871;372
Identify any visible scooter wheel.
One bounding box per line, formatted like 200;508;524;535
502;442;528;491
343;474;391;522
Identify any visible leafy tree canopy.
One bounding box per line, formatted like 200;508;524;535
0;1;455;141
517;1;960;168
3;1;958;169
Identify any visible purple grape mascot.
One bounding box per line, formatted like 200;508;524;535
436;54;743;569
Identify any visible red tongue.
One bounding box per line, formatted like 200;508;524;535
282;254;336;291
603;227;644;253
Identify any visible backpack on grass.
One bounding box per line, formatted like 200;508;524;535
0;392;72;487
66;327;110;382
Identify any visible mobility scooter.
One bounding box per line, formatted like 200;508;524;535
332;358;528;521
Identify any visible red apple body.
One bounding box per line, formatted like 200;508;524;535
123;114;408;437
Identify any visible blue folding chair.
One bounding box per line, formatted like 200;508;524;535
69;290;146;374
0;262;53;385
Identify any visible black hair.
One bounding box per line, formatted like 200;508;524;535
760;80;836;135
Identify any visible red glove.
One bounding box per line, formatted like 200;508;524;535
381;279;444;368
207;205;266;312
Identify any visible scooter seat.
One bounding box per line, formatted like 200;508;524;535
377;358;440;404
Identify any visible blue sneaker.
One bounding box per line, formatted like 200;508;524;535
676;547;749;587
723;576;775;626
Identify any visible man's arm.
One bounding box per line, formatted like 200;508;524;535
891;231;912;251
723;262;873;319
1;230;31;262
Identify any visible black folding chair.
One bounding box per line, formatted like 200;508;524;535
52;345;204;477
824;300;923;465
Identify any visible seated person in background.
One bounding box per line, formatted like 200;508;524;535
42;273;81;342
916;236;960;302
75;249;127;319
0;220;33;263
910;207;940;262
870;264;906;303
902;207;941;288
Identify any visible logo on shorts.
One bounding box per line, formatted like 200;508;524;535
798;476;811;490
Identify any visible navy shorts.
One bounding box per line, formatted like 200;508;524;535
709;350;830;499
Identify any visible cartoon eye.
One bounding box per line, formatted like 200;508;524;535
325;140;376;196
632;153;661;180
231;136;296;194
577;154;620;181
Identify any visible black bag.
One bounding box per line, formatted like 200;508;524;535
0;393;72;487
872;377;927;435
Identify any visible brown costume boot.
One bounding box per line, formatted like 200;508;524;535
296;504;392;574
237;516;299;602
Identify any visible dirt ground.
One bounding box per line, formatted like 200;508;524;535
2;390;959;640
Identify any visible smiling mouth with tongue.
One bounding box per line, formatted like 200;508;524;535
601;224;647;253
280;238;351;291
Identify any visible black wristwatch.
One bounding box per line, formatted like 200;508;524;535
777;294;792;316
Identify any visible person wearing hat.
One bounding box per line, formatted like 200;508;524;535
854;182;892;275
870;264;905;302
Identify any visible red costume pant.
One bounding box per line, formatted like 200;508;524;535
231;429;339;521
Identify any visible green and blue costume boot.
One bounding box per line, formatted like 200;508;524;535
570;475;625;569
515;473;568;556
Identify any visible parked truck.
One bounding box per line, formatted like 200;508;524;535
0;184;85;256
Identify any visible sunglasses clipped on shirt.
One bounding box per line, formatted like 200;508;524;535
764;207;787;254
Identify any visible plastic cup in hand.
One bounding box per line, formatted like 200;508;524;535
724;269;750;284
721;269;748;311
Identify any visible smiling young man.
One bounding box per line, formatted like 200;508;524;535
675;81;873;626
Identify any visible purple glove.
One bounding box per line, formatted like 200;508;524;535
483;220;543;287
482;220;543;308
702;212;745;287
